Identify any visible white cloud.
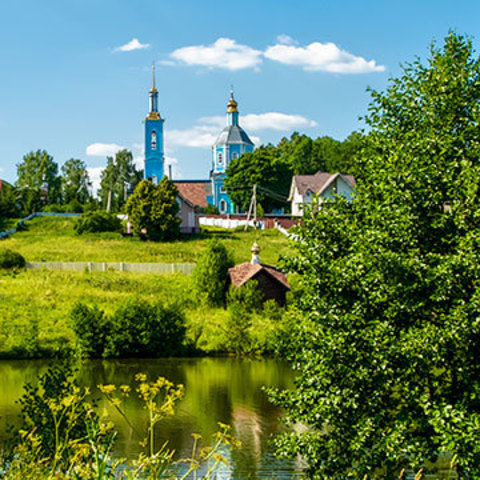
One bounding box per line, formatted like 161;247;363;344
86;143;125;157
115;38;150;52
167;126;219;148
199;112;317;131
276;34;297;46
265;41;385;73
170;38;262;71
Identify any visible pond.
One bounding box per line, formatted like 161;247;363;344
0;357;303;479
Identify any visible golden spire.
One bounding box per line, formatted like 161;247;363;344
150;61;158;94
227;88;238;113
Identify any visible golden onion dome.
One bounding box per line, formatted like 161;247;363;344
227;91;238;113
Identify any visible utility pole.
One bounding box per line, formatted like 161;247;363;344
245;184;257;231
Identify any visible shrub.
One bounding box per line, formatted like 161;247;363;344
71;303;109;357
106;299;187;357
192;240;234;306
226;280;264;313
74;211;121;235
224;302;253;354
0;248;25;269
70;299;187;358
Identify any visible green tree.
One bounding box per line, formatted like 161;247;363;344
271;33;480;479
61;158;91;204
0;180;19;218
225;145;292;212
192;239;234;307
16;149;61;207
98;149;142;212
126;177;180;241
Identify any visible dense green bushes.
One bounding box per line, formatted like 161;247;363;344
71;298;187;358
192;239;234;306
74;211;122;235
0;248;25;269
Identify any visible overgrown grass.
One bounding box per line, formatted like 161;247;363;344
0;269;282;358
0;216;292;264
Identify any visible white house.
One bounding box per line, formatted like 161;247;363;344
288;171;356;216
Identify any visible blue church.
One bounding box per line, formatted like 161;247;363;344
144;66;165;184
208;91;255;214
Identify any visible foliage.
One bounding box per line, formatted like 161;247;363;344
71;298;187;358
0;248;25;269
270;32;480;479
126;177;181;241
61;158;92;204
0;181;19;218
3;365;240;479
74;211;121;235
71;303;108;357
98;149;142;213
15;150;61;208
12;362;104;469
225;145;292;212
227;279;264;313
192;239;234;306
225;133;362;212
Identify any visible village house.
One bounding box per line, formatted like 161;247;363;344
288;171;356;216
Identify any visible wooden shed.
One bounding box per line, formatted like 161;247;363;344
226;243;290;306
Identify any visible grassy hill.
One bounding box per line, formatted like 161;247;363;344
0;216;292;264
0;215;294;358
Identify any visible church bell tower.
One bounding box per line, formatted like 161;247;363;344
144;64;164;184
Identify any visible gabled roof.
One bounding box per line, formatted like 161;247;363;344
228;262;290;290
289;171;356;199
214;125;254;146
174;181;211;208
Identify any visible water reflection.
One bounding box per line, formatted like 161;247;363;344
0;357;302;478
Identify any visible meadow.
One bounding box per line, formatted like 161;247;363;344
0;216;292;264
0;216;292;358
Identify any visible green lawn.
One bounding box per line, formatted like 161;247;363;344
0;216;292;265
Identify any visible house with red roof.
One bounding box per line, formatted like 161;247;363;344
288;171;356;216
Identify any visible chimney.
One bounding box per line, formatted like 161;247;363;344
251;242;261;265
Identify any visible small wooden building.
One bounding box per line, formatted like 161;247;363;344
226;243;290;306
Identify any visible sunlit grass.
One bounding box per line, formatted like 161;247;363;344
0;216;292;264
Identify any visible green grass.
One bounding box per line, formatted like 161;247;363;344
0;268;282;358
0;216;292;264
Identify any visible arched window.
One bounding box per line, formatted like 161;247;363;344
231;152;238;160
218;152;223;165
151;131;157;150
220;199;227;214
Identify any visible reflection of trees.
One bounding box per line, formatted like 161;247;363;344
0;357;295;478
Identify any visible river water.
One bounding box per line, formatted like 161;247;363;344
0;357;303;479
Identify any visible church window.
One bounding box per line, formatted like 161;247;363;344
220;186;226;194
220;199;227;213
218;152;223;164
231;152;238;160
151;131;157;150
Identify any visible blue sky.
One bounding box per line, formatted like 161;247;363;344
1;0;479;189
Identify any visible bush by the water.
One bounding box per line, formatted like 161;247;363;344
71;298;187;357
74;211;121;235
0;248;25;269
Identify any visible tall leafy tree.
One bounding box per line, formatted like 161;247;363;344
61;158;91;204
225;145;292;212
125;177;180;241
98;149;142;212
271;33;480;478
16;149;61;206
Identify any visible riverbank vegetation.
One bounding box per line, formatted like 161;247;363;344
1;363;240;479
270;32;480;479
0;267;291;359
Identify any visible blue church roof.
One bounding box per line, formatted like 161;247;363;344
214;124;254;146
